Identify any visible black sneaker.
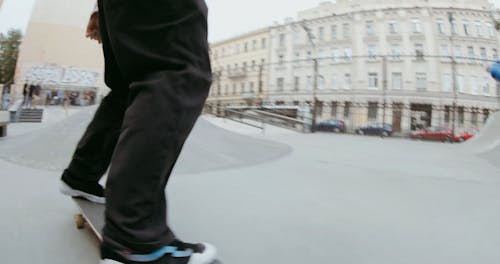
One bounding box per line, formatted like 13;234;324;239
100;239;217;264
59;170;105;204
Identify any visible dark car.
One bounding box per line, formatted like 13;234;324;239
355;123;393;136
316;120;346;133
410;127;453;142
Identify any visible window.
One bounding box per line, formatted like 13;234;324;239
458;107;464;125
318;49;325;59
276;78;284;92
344;73;351;89
252;40;257;50
484;109;490;123
457;75;465;92
368;73;378;89
366;21;375;35
440;45;449;57
343;48;352;61
249;82;254;92
331;49;339;63
487;23;495;37
294;76;300;91
416;73;427;90
251;60;256;70
278;54;284;65
493;49;498;60
236;44;240;54
241;82;245;93
344;102;351;118
412;18;422;33
437;19;445;34
294;31;301;45
279;34;285;47
261;38;267;49
368;102;378;120
318;27;324;41
392;73;402;89
468;46;475;62
232;84;236;95
343;23;351;38
331;25;338;40
451;20;458;34
244;42;248;52
243;62;247;71
368;44;377;59
442;74;452;92
306;76;312;90
454;45;462;59
331;101;338;117
475;21;483;36
415;43;424;59
390;43;401;59
444;106;451;123
471;109;478;127
470;76;478;94
483;77;491;95
463;20;471;35
389;20;398;34
331;74;338;89
307;50;312;61
319;76;325;90
480;47;487;65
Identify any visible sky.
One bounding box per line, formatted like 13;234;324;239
0;0;500;42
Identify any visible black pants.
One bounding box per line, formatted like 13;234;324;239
64;0;211;253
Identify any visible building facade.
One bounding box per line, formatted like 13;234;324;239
209;0;500;134
13;0;105;105
207;28;271;113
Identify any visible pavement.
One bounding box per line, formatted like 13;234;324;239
1;106;500;264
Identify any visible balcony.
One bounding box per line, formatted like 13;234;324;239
228;69;247;79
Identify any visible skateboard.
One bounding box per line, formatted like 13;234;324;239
72;198;222;264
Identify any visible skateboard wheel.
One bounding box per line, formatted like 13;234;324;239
75;214;86;229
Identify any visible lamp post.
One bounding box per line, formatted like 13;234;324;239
301;20;319;132
448;12;458;137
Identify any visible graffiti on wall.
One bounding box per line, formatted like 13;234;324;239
25;65;99;86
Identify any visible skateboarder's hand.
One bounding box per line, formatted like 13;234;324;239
86;12;101;43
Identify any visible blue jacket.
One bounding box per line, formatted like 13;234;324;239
490;61;500;81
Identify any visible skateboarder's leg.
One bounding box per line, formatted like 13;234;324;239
60;1;129;203
99;0;215;262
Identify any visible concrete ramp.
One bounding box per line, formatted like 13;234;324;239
0;106;291;173
459;111;500;168
462;111;500;154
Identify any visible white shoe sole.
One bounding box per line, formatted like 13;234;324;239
99;260;123;264
188;243;217;264
60;181;105;204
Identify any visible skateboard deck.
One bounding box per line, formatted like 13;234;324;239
72;198;222;264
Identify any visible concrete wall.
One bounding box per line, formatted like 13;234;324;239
13;0;106;99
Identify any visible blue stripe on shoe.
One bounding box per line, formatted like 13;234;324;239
118;246;193;262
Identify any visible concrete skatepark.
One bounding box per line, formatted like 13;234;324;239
0;106;499;264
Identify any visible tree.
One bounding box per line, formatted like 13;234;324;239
0;29;23;84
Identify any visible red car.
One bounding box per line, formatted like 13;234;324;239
454;130;476;142
410;127;454;142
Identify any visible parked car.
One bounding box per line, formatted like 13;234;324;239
355;124;393;136
316;120;346;133
410;127;453;142
454;130;477;142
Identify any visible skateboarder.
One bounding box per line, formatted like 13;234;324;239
59;0;216;263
